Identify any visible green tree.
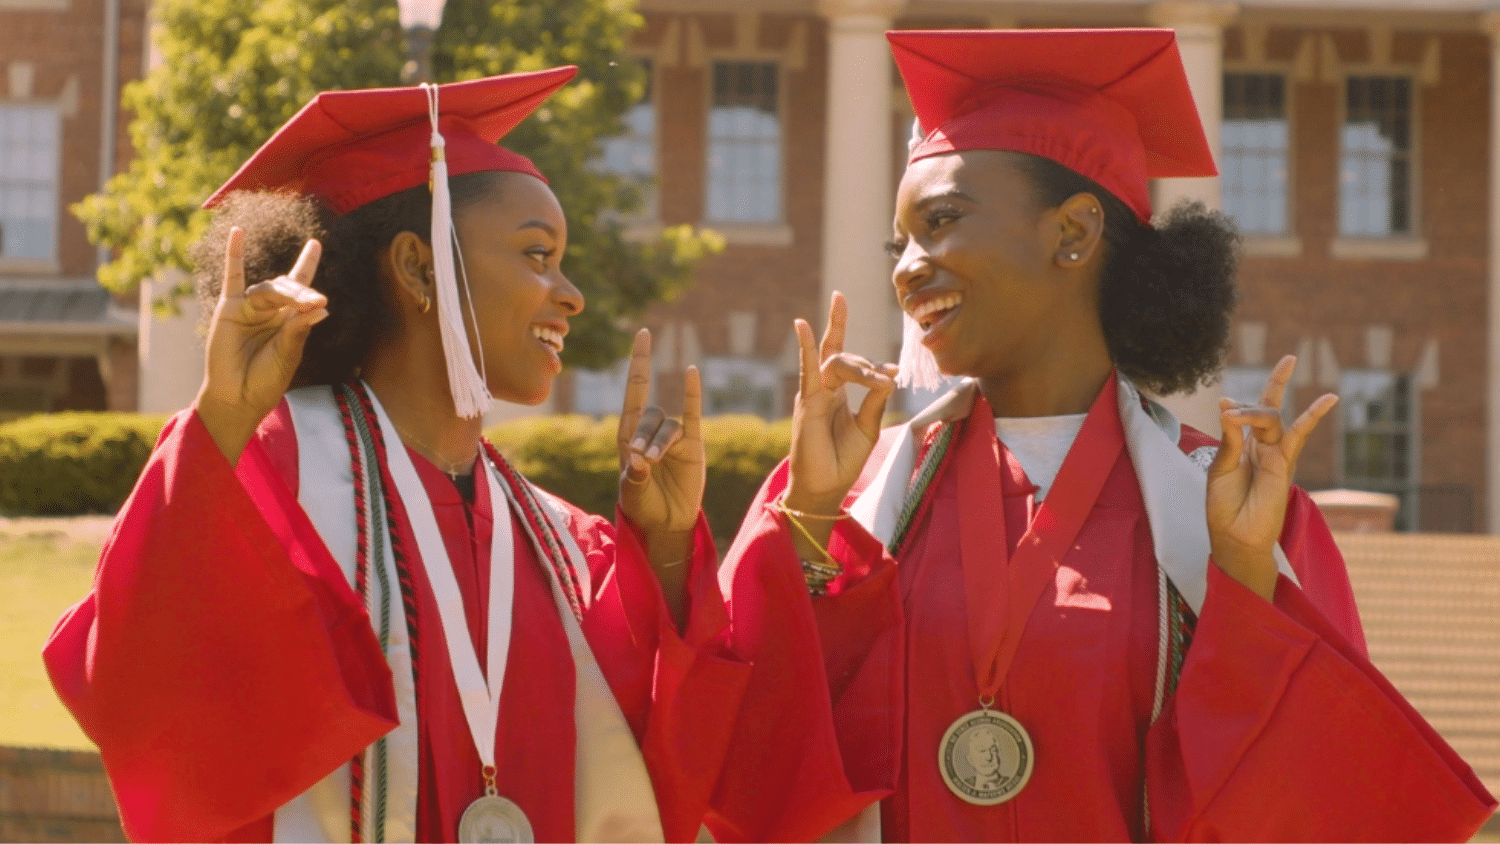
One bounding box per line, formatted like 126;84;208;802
74;0;406;301
76;0;718;369
433;0;719;368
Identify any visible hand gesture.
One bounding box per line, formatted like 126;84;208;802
1205;355;1338;601
617;328;705;537
784;291;898;514
194;227;327;463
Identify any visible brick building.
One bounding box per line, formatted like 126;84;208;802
563;0;1500;535
0;0;146;421
8;0;1500;535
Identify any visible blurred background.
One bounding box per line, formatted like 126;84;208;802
0;0;1496;839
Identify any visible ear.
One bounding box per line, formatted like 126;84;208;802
1052;192;1105;269
385;230;436;313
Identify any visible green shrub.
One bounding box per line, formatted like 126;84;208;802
0;412;169;516
486;413;790;544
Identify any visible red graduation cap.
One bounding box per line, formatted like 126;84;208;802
205;65;578;213
888;29;1216;224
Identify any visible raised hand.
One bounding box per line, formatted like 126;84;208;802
616;328;705;538
194;227;327;463
784;291;898;515
1205;355;1339;601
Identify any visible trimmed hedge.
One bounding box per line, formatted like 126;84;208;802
0;410;792;539
487;413;790;543
0;412;169;516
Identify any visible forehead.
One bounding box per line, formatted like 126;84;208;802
462;172;566;225
895;150;1034;212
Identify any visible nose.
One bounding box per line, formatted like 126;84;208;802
892;239;932;300
554;271;584;316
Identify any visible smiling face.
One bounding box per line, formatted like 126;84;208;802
889;150;1103;395
452;172;583;406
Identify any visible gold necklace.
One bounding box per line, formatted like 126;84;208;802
392;425;478;480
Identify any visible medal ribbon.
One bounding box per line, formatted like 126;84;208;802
368;396;515;780
957;373;1125;703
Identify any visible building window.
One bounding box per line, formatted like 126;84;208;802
1339;76;1414;237
597;59;656;218
1222;72;1289;236
707;61;781;223
702;356;780;418
1339;369;1417;529
571;360;629;417
0;104;60;261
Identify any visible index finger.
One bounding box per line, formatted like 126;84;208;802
288;238;322;288
819;291;848;362
682;365;702;443
221;227;246;300
617;328;653;445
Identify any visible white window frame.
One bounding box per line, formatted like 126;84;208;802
1221;70;1294;241
705;57;792;232
0;102;61;270
1336;368;1420;530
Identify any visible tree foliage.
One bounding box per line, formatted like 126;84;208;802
75;0;718;368
432;0;719;368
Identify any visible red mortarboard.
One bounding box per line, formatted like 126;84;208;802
888;29;1216;223
205;66;578;213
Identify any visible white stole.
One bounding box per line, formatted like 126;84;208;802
271;385;663;843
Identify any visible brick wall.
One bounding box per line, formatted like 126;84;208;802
0;746;123;843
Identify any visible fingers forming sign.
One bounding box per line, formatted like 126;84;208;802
784;291;899;515
1205;354;1339;601
616;328;705;536
194;227;328;463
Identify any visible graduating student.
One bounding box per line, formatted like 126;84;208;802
44;68;747;844
711;28;1496;842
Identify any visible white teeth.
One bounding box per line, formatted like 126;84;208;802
910;294;963;326
531;325;564;352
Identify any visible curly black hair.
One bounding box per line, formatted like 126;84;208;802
190;172;508;387
1011;153;1240;396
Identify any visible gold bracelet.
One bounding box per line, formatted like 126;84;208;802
781;506;839;569
771;496;850;521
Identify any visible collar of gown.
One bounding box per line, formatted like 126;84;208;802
848;376;1298;615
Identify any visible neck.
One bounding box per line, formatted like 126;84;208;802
977;352;1113;418
364;339;483;477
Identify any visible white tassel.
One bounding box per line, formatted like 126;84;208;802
423;84;492;419
896;311;945;391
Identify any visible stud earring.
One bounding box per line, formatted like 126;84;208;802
1067;252;1080;261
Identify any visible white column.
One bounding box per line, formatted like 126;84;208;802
1147;0;1238;436
1483;12;1500;533
818;0;904;370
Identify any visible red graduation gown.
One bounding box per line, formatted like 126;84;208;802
710;391;1496;842
44;402;748;843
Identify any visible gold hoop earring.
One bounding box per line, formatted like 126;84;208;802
418;293;432;314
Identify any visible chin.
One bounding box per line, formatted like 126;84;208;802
491;380;553;407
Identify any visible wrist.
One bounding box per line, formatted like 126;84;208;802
781;488;848;517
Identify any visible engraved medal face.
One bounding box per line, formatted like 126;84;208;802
937;708;1035;806
458;795;534;844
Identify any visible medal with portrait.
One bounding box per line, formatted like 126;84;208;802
938;706;1035;805
458;793;534;844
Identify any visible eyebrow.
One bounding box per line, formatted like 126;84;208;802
517;219;558;237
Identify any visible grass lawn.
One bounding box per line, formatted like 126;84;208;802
0;516;110;750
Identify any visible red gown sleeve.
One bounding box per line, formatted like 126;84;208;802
707;460;904;843
553;497;751;844
1147;489;1497;842
42;409;398;843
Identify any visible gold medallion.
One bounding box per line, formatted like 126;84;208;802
937;707;1035;806
458;794;533;843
